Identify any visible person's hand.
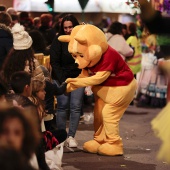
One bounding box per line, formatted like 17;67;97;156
57;82;67;95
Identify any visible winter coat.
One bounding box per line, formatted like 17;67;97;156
50;35;81;84
0;24;13;69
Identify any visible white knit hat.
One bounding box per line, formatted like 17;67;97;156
12;23;32;50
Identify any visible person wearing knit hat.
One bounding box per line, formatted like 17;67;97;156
12;23;32;50
1;23;37;88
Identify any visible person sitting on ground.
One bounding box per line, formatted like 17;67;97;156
9;71;50;170
29;69;67;151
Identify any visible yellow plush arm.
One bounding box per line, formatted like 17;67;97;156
66;69;90;92
77;69;89;78
66;71;111;88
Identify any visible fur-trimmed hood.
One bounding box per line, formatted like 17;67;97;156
0;23;12;38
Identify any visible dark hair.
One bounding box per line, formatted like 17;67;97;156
0;77;7;97
122;24;127;30
11;71;31;94
59;14;79;35
19;12;33;31
2;48;35;85
0;145;35;170
29;30;46;54
128;22;137;37
0;5;6;11
107;21;123;35
11;14;19;22
40;13;53;27
52;13;67;33
0;106;40;160
0;11;12;26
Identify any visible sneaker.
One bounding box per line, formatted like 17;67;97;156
65;136;78;148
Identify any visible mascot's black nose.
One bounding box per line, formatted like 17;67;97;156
74;63;79;68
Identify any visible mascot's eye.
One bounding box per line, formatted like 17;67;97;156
72;54;76;58
80;55;83;58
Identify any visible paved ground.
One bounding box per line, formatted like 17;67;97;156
62;104;170;170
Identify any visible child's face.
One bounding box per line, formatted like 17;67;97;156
36;88;46;100
0;118;24;151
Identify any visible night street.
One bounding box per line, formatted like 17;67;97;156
63;105;170;170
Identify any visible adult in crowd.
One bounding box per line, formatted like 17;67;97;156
105;21;134;60
0;12;13;70
1;23;37;88
39;13;56;47
19;12;34;32
29;29;50;55
126;22;142;78
50;14;84;148
6;7;19;28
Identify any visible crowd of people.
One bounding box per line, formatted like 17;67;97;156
0;2;169;169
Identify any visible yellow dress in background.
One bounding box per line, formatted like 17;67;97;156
151;102;170;163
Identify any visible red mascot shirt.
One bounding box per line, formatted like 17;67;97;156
88;46;134;86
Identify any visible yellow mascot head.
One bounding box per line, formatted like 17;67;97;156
58;24;108;69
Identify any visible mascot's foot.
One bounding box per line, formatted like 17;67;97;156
97;142;123;156
83;140;101;153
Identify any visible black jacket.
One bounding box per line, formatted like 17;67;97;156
39;26;56;47
0;24;13;70
45;81;67;114
50;35;81;84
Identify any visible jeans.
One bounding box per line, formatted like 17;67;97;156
56;87;85;137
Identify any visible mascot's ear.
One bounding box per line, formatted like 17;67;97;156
75;34;87;44
58;35;70;42
89;45;102;58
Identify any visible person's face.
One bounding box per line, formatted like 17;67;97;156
36;88;46;100
63;21;73;35
0;118;24;150
122;28;127;36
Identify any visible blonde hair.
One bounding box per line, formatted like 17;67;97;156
30;80;46;120
32;80;45;95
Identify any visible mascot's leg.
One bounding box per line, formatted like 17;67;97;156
97;79;137;156
97;103;127;156
83;96;105;153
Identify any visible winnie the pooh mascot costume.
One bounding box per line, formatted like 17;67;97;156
58;24;137;156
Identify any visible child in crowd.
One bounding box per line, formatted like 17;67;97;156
39;65;67;131
9;71;50;170
29;68;67;151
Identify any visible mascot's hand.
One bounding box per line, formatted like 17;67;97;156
66;78;78;83
66;82;79;92
66;78;84;88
